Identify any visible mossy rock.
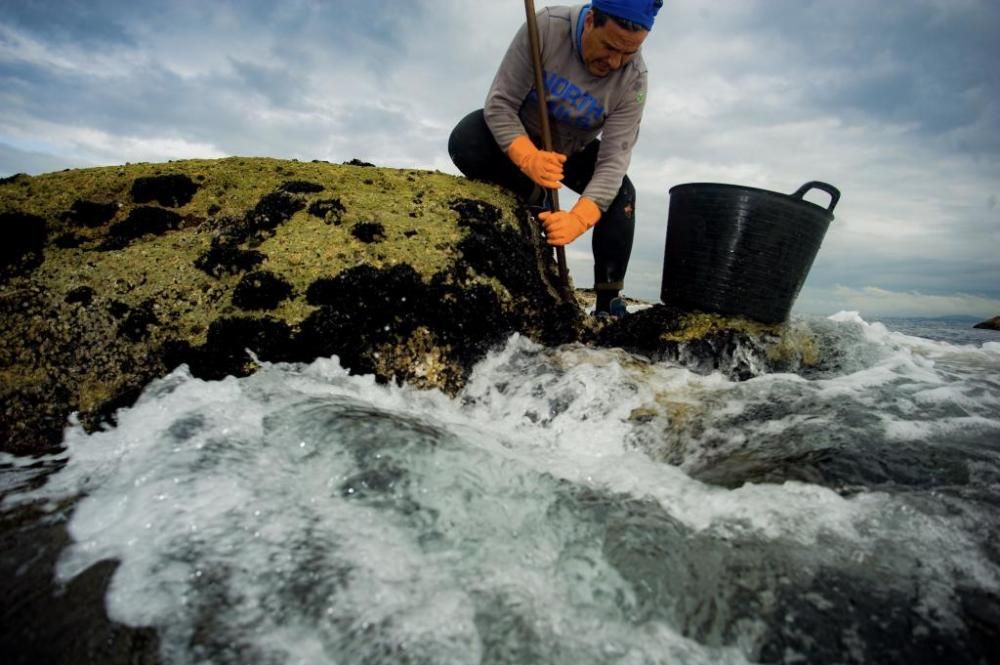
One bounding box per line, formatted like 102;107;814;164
0;157;579;454
585;305;820;381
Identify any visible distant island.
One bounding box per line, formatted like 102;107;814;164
974;315;1000;330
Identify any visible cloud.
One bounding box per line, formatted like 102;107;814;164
796;285;1000;319
0;140;91;175
69;130;227;165
1;118;226;167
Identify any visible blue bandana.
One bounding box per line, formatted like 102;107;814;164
592;0;661;31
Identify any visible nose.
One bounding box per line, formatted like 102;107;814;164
608;53;623;70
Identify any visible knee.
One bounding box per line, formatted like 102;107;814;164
602;175;636;226
602;176;637;241
619;175;636;204
447;124;468;175
448;110;487;178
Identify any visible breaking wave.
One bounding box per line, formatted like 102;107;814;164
4;312;999;664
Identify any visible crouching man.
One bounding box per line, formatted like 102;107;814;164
449;0;661;315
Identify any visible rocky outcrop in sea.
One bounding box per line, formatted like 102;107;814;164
973;315;1000;330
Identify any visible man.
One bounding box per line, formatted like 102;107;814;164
449;0;661;316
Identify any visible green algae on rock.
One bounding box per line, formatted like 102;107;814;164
0;157;578;454
0;156;823;456
586;305;820;381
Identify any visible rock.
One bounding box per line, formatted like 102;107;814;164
973;316;999;331
232;270;294;310
65;285;96;306
0;501;161;665
308;197;346;224
351;221;386;243
130;173;198;207
0;173;30;185
586;304;820;382
1;211;47;281
194;238;266;277
0;157;577;455
278;180;325;194
103;206;184;249
61;199;118;228
0;156;820;457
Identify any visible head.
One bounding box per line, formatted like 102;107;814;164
581;1;662;77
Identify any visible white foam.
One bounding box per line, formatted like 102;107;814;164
5;317;999;663
882;415;1000;442
0;451;67;496
831;310;1000;359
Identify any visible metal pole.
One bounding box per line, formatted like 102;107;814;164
524;0;570;287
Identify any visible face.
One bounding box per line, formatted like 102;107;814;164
580;11;648;77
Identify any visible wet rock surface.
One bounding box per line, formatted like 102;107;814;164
237;191;305;243
1;211;47;281
65;285;96;306
0;499;161;665
308;197;346;225
194;238;267;277
278;179;325;194
103;206;184;248
351;220;386;243
582;491;1000;665
232;270;294;310
130;173;198;207
166;316;296;382
587;303;814;382
61;199;118;228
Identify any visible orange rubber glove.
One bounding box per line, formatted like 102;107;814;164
539;197;602;246
506;135;566;190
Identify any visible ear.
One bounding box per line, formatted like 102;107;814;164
583;9;594;31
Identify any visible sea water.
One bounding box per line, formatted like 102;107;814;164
3;312;999;664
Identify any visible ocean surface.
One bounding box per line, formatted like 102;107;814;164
2;312;999;664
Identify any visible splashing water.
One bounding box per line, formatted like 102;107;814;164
4;313;999;664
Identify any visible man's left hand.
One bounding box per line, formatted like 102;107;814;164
539;197;602;246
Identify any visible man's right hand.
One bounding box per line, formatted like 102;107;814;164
506;135;566;190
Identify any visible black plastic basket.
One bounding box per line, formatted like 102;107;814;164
661;181;840;323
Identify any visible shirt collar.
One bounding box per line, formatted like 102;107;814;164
575;3;591;61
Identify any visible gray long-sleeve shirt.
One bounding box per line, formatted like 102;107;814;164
484;4;648;211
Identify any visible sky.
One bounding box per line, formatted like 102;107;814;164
1;0;998;319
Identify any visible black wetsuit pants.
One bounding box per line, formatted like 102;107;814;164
448;109;635;296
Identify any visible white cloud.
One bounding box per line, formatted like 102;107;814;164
0;117;225;167
75;132;228;165
797;285;1000;318
0;140;90;175
0;23;145;78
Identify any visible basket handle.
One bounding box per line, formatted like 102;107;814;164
791;181;840;213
